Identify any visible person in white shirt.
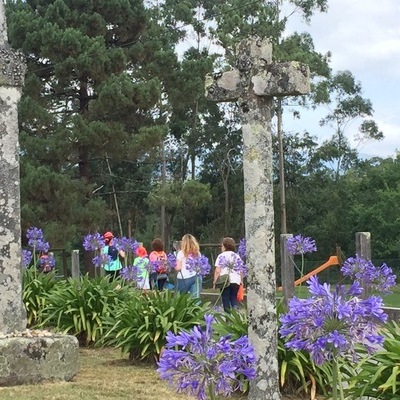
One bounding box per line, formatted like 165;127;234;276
213;237;242;312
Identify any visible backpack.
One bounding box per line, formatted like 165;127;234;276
156;255;168;275
108;245;119;261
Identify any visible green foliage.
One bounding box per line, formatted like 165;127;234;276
276;300;335;397
346;321;400;399
212;308;248;340
39;275;133;345
212;303;334;397
22;268;59;327
100;290;210;363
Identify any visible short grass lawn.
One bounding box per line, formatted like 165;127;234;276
0;347;196;400
0;347;314;400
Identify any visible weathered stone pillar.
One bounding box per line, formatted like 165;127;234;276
0;1;27;334
205;37;310;399
0;4;80;386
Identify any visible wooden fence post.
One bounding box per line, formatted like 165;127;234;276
356;232;371;259
280;233;294;305
71;250;80;278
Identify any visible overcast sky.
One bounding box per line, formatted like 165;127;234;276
283;0;400;158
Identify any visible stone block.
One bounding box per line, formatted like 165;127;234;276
0;333;79;386
252;61;310;96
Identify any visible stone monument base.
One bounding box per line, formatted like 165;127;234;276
0;330;79;386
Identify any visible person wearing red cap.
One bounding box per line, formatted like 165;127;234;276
102;231;125;280
134;245;150;290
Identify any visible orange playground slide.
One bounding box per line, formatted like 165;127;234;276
278;255;340;291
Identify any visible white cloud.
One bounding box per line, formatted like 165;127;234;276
283;0;400;157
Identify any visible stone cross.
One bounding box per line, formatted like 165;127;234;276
205;37;310;400
0;0;27;334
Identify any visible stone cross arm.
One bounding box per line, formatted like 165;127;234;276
205;38;310;102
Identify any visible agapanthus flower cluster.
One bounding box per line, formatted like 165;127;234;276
157;314;256;400
26;227;50;253
40;254;56;269
237;238;246;260
83;233;109;268
120;264;140;281
120;258;154;284
218;254;247;276
186;254;211;276
286;234;317;255
113;236;139;255
279;275;387;365
341;255;396;294
167;253;177;269
83;233;105;251
92;252;112;268
23;227;54;271
22;249;33;269
150;253;177;274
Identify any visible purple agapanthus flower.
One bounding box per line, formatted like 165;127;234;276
341;255;396;294
186;255;211;276
113;236;139;254
22;249;33;268
157;314;256;400
218;254;247;276
279;275;387;365
286;234;317;256
26;227;50;252
237;238;246;260
83;233;105;251
167;253;177;270
92;253;111;268
120;265;139;281
40;254;56;269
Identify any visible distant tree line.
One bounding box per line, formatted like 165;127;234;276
6;0;397;269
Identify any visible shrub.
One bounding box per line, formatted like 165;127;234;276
211;302;334;397
346;321;400;399
22;268;59;327
100;290;210;363
39;275;133;345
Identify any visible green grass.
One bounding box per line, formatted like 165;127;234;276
381;284;400;308
0;347;311;400
0;347;195;400
277;284;400;309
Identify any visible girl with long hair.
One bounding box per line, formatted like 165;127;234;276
175;234;202;298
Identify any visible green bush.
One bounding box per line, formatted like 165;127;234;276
39;275;133;345
22;268;59;327
211;302;334;397
212;308;248;340
100;290;210;363
346;321;400;399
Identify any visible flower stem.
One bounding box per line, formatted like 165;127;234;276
332;358;338;400
332;358;344;400
208;380;215;400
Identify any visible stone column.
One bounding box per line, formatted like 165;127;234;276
0;1;27;334
205;37;310;400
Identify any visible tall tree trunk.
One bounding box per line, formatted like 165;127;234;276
79;79;94;276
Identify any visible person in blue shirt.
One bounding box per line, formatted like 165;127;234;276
102;231;125;280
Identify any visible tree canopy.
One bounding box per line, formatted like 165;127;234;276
6;0;396;266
